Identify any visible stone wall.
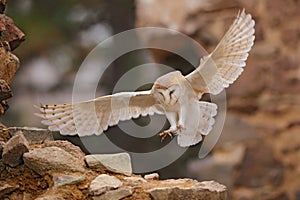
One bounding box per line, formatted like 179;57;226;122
0;127;227;200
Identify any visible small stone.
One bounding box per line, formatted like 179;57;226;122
8;127;53;144
0;183;18;198
147;180;227;200
52;173;86;188
44;140;85;160
123;176;147;184
93;187;132;200
23;147;85;176
89;174;122;196
144;173;159;180
85;153;132;176
2;133;29;167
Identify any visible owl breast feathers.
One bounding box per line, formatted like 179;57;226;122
37;9;255;147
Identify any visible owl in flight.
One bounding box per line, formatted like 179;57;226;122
37;10;255;147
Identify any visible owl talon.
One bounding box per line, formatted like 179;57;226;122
159;131;173;142
177;124;185;130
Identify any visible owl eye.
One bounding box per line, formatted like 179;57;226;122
169;89;175;95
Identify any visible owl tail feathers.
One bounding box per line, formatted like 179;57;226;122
177;101;217;147
177;133;203;147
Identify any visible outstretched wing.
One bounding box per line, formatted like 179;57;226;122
185;9;255;97
36;91;162;136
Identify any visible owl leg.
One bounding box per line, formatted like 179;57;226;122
159;112;177;141
178;104;188;130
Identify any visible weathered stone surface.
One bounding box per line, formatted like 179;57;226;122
0;47;20;85
35;194;64;200
123;176;147;185
85;153;132;176
89;174;122;196
8;192;32;200
0;14;25;50
144;173;159;180
93;187;133;200
2;132;29;167
23;147;85;175
147;180;227;200
8;127;53;144
0;183;18;198
52;173;86;188
44;140;85;160
0;79;12;102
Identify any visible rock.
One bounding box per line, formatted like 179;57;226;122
123;176;147;185
35;194;64;200
8;127;53;144
0;79;12;102
0;141;4;158
93;187;133;200
52;173;86;188
0;47;20;85
2;133;29;167
0;14;25;50
89;174;122;196
85;153;132;176
44;140;85;160
23;192;32;200
0;183;18;198
23;147;85;176
144;173;159;180
147;180;227;200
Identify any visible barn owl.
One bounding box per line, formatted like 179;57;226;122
37;10;255;147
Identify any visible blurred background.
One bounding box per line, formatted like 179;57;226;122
2;0;300;199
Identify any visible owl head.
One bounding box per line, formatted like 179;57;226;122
152;71;182;106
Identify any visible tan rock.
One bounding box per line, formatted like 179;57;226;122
85;153;132;176
89;174;122;196
23;147;85;175
2;132;29;167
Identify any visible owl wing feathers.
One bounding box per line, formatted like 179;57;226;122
185;9;255;97
36;91;162;136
